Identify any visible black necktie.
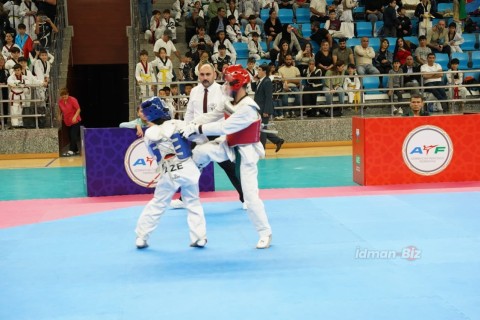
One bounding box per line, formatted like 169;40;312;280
203;88;208;113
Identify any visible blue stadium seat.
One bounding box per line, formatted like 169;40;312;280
461;34;478;51
260;41;267;51
435;53;450;70
369;37;380;51
257;59;270;66
302;24;312;38
354;6;365;16
233;42;249;59
362;76;381;94
311;41;319;53
260;9;269;22
438;3;453;12
471;51;480;69
375;21;383;35
451;52;469;70
356;22;372;37
347;38;361;49
279;9;294;23
236;59;248;68
296;8;310;24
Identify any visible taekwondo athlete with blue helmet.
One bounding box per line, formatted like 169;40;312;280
181;65;273;249
135;97;208;249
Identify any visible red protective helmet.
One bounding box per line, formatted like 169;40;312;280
223;65;251;91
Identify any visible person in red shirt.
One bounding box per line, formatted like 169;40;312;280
393;37;412;66
58;87;81;156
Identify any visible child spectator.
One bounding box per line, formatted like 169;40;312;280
6;47;22;73
248;32;269;60
397;7;412;36
162;9;177;43
35;11;58;50
244;14;262;40
7;64;32;128
343;63;361;104
2;33;21;61
119;105;149;137
446;58;467;113
245;57;258;93
447;22;464;53
145;10;163;43
388;59;405;115
414;35;431;66
33;49;51;105
15;24;34;59
4;0;22;28
179;51;194;84
226;15;248;43
213;30;237;63
19;0;38;39
212;44;232;80
135;49;157;99
325;10;346;39
152;47;174;88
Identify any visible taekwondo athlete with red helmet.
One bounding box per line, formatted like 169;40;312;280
181;65;272;249
135;96;208;249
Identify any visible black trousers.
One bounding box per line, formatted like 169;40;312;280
260;116;282;148
68;122;81;153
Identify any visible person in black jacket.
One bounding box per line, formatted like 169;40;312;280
208;7;227;42
254;64;284;152
402;55;420;94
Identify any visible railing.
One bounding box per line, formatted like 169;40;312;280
133;69;480;119
130;0;141;115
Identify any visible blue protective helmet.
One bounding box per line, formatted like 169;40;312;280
141;97;171;122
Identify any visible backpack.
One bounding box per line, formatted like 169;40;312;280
463;76;479;94
464;17;479;33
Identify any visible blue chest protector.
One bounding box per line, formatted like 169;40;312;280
147;133;192;163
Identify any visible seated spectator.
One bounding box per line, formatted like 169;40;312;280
374;38;393;75
227;0;239;20
189;26;214;54
343;63;361;104
212;44;233;80
393;37;412;65
248;32;269;59
276;40;293;67
278;54;301;118
226;15;248;43
145;10;163;43
355;37;380;75
447;22;464;53
194;50;213;77
172;0;188;24
207;0;227;21
446;58;467;113
315;40;334;75
179;52;195;83
388;59;405;115
308;21;333;48
324;61;346;109
185;9;205;44
365;0;384;34
245;14;262;39
383;0;398;37
263;0;280;13
162;9;177;43
191;1;206;19
238;0;263;31
325;10;347;39
269;24;302;65
420;53;448;112
332;38;354;66
310;0;328;23
208;7;228;42
397;6;412;36
402;55;421;94
264;8;283;50
414;35;431;65
427;20;451;56
279;0;293;10
295;42;315;74
213;30;237;63
302;58;323;110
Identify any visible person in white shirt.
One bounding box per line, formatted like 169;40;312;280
420;52;448;112
153;30;182;62
33;49;51;106
135;50;157;99
7;64;32;127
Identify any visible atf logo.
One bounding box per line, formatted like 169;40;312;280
124;139;159;188
402;125;453;176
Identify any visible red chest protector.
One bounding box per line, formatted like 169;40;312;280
224;112;261;147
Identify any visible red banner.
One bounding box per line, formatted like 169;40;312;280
352;115;480;185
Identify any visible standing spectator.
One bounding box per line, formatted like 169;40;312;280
172;0;188;24
35;0;57;22
152;47;174;88
161;9;177;43
263;9;282;50
179;52;194;85
278;54;301;118
446;58;467;112
310;0;328;23
354;37;380;75
315;40;334;75
138;0;153;32
0;56;9;126
421;53;448;112
181;65;272;248
415;0;440;37
135;50;157;99
7;64;31;128
388;59;404;115
4;0;22;29
34;11;58;50
58;87;81;156
402;55;420;94
254;64;285;151
332;37;354;66
5;47;22;73
15;24;34;59
238;0;263;31
414;35;431;65
364;0;384;34
396;6;412;36
324;61;346;111
33;49;50;109
340;0;357;23
383;0;398;37
2;32;21;61
19;0;38;39
427;20;451;56
393;37;411;65
447;22;464;53
208;7;227;41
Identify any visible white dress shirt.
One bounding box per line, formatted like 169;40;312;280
184;81;226;124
